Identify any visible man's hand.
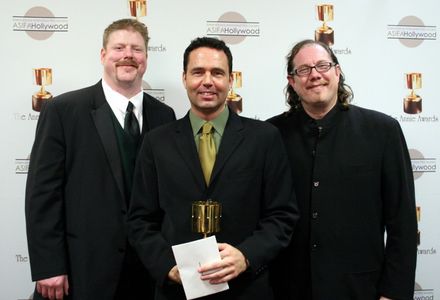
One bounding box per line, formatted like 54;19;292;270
198;243;248;284
379;297;392;300
168;265;182;284
36;275;69;300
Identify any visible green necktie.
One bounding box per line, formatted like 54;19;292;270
199;122;216;185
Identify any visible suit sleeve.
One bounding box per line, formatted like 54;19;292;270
236;127;299;274
25;100;68;281
379;119;417;299
128;135;175;286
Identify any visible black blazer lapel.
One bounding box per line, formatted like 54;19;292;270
210;111;244;185
90;83;125;202
174;115;206;189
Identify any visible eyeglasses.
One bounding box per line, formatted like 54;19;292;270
291;61;337;77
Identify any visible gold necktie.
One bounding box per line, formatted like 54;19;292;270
199;122;216;185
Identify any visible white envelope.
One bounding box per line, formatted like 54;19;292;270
172;236;229;299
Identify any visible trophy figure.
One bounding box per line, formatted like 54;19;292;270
315;4;334;46
129;0;147;20
416;206;421;246
404;73;422;114
226;71;243;114
192;200;222;238
32;68;53;112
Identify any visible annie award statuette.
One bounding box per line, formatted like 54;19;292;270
129;0;147;19
32;68;53;112
192;200;222;238
416;206;421;246
226;71;243;114
404;73;422;114
315;4;334;46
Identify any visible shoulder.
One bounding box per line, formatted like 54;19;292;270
347;105;400;128
53;83;98;104
146;117;180;139
39;83;99;117
266;111;294;126
236;115;282;139
143;92;175;115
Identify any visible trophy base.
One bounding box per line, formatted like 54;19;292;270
226;96;242;114
315;28;334;46
404;96;422;114
32;93;53;112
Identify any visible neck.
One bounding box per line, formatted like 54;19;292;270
191;105;226;121
302;100;337;120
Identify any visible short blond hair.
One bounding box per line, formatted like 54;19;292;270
103;18;149;53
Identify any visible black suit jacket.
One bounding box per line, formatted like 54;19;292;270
268;104;417;300
128;110;299;300
25;81;175;300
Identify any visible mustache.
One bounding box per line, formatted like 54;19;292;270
116;59;139;68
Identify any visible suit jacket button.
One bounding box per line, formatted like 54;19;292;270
313;181;320;187
312;212;318;219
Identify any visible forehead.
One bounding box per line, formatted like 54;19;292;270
187;47;228;69
293;44;332;65
107;29;145;45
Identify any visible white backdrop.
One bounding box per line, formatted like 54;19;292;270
1;1;438;299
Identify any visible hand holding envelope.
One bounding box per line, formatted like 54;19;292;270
172;236;229;300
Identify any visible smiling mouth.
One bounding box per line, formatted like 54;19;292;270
307;83;327;90
199;91;216;96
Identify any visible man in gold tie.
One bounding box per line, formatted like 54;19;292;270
128;37;299;300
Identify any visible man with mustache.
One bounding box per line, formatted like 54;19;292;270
25;18;175;300
128;37;298;299
268;39;417;299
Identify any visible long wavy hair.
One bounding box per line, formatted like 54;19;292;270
285;39;353;112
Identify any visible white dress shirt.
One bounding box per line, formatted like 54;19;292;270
101;79;143;133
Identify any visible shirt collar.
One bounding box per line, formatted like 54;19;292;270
101;79;143;116
189;105;229;137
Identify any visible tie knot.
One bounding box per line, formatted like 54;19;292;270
126;101;134;113
202;122;213;134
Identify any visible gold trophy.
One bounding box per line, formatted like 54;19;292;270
404;73;422;114
32;68;53;112
129;0;147;19
416;206;421;246
226;71;243;114
315;4;334;46
192;200;222;238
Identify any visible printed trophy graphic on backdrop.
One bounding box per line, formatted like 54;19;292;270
404;72;422;114
416;206;421;246
226;71;243;114
128;0;147;19
32;68;53;112
192;200;222;238
315;4;334;46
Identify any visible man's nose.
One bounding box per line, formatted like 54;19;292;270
202;73;213;85
123;47;134;57
309;66;322;78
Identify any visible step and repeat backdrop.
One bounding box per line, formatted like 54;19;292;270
1;0;438;299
